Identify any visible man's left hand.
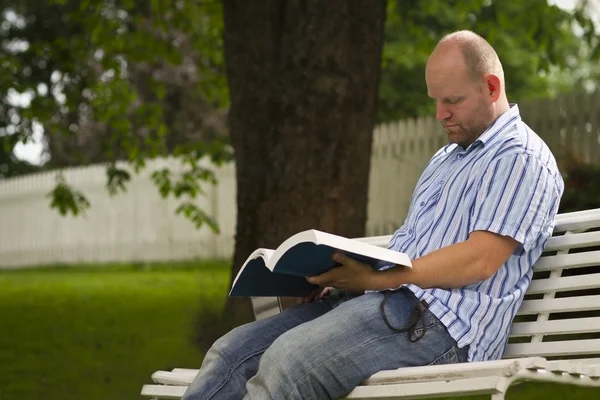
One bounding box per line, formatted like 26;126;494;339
306;252;377;293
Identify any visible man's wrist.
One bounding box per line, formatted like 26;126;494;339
368;266;406;291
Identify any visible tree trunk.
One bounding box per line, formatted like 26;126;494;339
221;0;387;323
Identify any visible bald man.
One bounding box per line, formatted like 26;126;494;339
182;30;564;400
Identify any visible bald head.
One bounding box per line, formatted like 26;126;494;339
425;30;510;148
431;30;505;88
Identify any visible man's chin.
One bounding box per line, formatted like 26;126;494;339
445;129;461;140
446;132;470;148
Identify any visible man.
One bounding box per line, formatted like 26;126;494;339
183;30;564;400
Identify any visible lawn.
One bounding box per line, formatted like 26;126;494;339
0;261;230;400
1;261;599;400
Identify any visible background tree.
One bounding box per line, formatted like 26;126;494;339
220;0;387;321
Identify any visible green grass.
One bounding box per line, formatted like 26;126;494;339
1;261;600;400
0;261;230;400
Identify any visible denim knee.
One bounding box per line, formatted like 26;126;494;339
250;327;329;398
209;324;267;367
201;327;236;366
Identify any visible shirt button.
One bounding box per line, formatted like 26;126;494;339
420;201;425;206
457;154;464;159
408;229;413;234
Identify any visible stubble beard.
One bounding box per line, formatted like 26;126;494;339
448;122;489;148
446;102;494;148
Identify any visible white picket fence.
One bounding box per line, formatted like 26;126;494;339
0;158;238;268
1;91;599;269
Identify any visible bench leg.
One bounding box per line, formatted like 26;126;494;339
491;393;505;400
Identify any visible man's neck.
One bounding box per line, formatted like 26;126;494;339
493;98;511;120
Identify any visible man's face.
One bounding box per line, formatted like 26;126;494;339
425;50;494;148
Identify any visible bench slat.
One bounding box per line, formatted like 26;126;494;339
362;357;546;385
506;338;600;358
171;368;199;374
510;317;600;337
534;251;600;272
517;295;600;315
152;371;195;386
527;274;600;295
554;209;600;233
346;376;505;399
141;384;186;399
545;231;600;252
544;360;598;376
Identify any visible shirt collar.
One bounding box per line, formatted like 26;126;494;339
474;103;521;147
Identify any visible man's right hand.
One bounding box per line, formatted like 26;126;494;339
302;287;334;303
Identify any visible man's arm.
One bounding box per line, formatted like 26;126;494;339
372;230;519;290
306;230;519;292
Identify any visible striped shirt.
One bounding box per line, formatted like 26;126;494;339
382;104;564;362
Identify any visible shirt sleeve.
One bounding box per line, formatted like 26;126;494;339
469;153;556;251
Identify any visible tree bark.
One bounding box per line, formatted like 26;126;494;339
222;0;387;321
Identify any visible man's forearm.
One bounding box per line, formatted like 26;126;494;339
307;232;518;293
368;235;509;291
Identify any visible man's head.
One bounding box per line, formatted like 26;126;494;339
425;30;509;148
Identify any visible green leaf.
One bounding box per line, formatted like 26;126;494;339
151;168;172;198
106;164;132;196
175;202;220;233
47;174;91;217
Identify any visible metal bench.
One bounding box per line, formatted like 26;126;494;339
141;207;600;399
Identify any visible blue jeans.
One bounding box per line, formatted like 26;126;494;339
183;288;468;400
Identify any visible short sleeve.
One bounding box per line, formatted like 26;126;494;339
469;153;555;251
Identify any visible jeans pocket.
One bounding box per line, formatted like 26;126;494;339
428;345;460;366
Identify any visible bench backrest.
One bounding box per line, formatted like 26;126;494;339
506;208;600;360
360;208;600;361
251;208;600;360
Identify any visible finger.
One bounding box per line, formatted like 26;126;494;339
307;269;336;286
316;287;333;300
332;251;351;264
315;287;327;300
306;275;322;285
302;288;321;303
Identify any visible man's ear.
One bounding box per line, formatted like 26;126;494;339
485;74;502;101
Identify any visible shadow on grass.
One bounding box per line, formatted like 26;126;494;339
192;300;255;353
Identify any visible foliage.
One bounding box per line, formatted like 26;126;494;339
378;0;600;122
559;152;600;213
0;0;230;230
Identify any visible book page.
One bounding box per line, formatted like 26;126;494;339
313;230;412;267
230;248;275;291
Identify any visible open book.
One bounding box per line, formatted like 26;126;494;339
229;229;412;297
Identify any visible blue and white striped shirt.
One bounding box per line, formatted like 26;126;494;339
384;104;564;362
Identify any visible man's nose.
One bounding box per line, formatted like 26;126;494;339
436;104;451;121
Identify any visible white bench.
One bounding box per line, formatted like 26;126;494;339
141;208;600;399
